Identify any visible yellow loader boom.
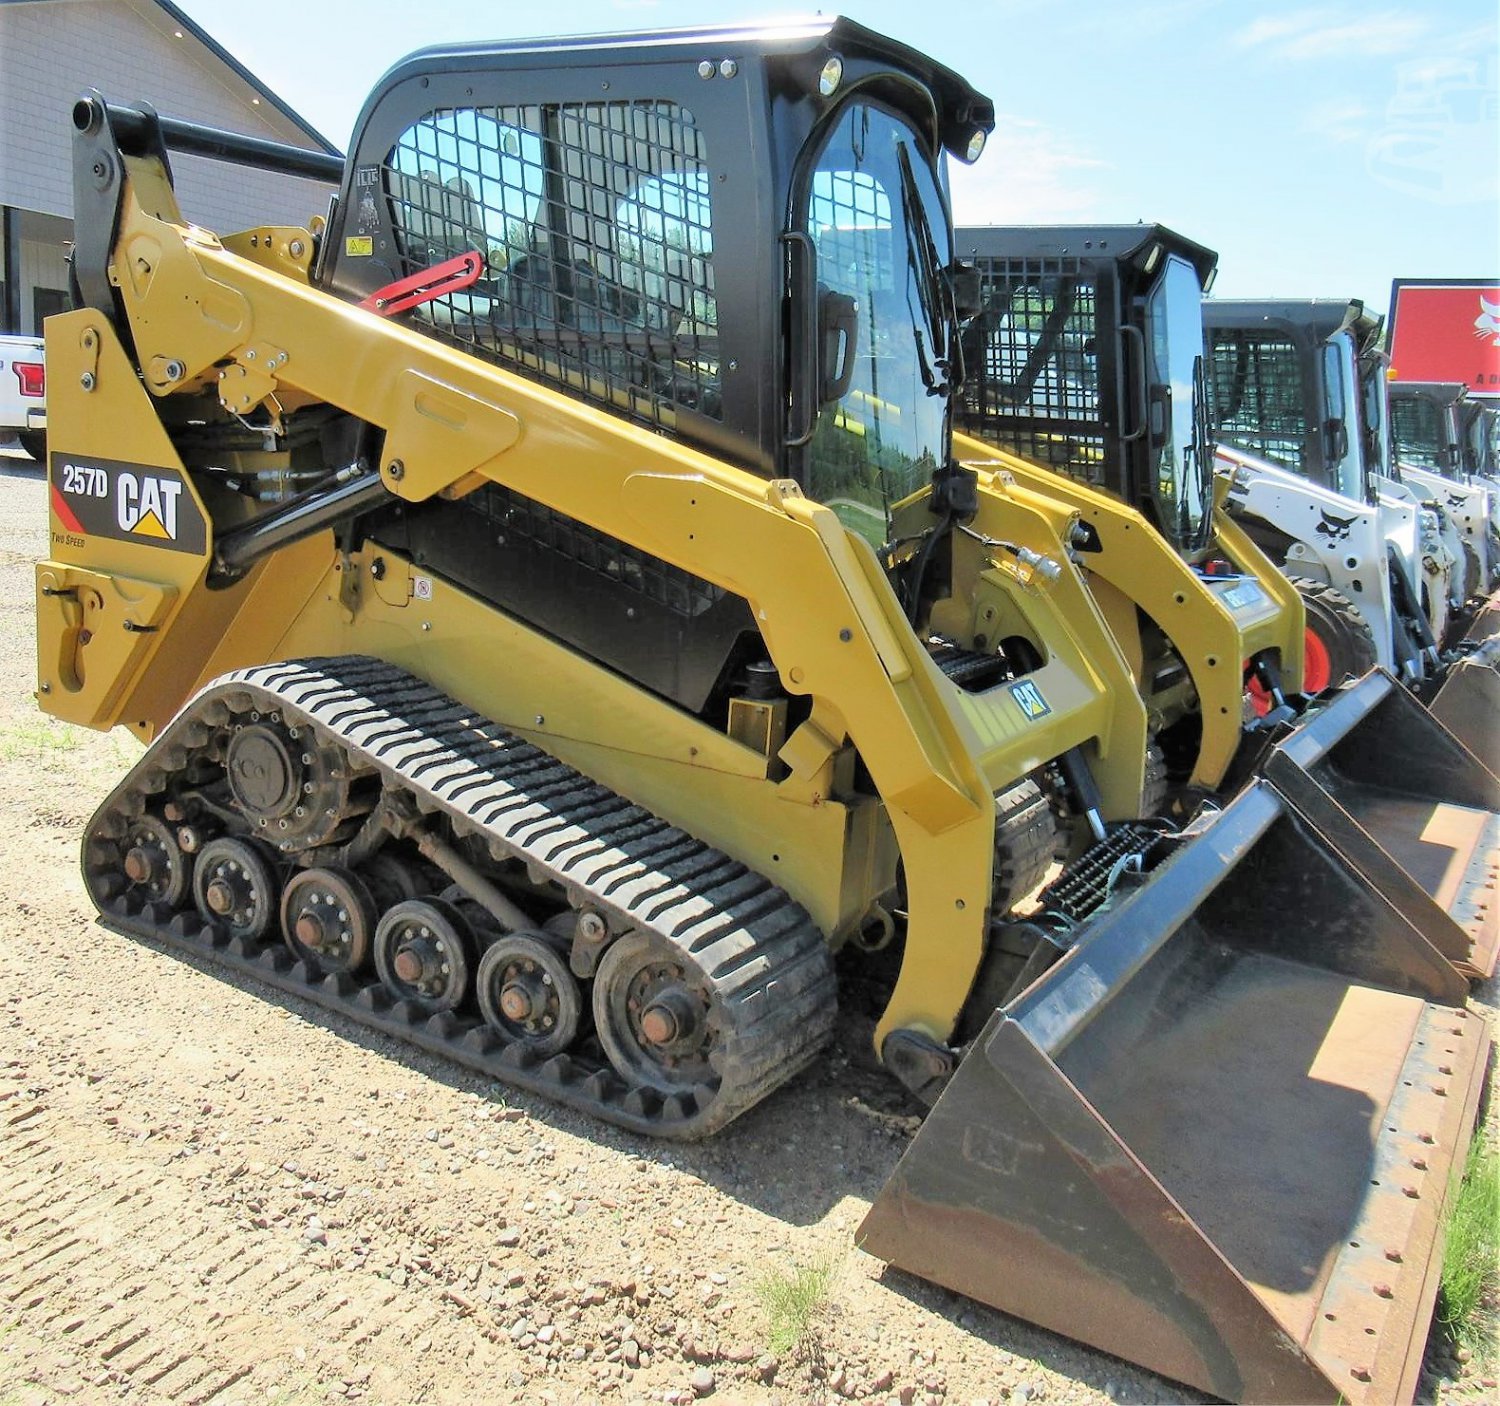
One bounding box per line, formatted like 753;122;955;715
33;25;1495;1403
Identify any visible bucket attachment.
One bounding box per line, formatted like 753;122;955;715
1429;638;1499;777
859;781;1489;1405
1261;669;1500;980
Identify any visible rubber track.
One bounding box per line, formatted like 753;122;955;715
80;656;837;1139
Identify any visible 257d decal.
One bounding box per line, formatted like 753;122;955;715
50;456;207;555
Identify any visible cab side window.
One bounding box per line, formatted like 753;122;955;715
384;100;721;429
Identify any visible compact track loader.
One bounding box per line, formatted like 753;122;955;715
32;19;1495;1404
947;230;1497;980
949;223;1306;802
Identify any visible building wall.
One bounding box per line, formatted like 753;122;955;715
0;0;338;338
15;211;73;333
0;0;335;231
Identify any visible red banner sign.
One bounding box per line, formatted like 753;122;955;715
1388;281;1500;396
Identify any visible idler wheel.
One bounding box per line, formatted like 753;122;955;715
191;837;278;941
374;898;475;1015
475;932;582;1057
280;866;377;976
592;932;721;1095
122;814;192;908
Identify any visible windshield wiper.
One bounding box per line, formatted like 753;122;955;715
895;144;953;399
1187;353;1215;548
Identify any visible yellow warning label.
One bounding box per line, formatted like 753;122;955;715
345;236;374;257
132;508;170;539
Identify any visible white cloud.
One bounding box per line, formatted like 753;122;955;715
1234;11;1329;49
1234;7;1431;61
1303;98;1370;144
948;116;1105;224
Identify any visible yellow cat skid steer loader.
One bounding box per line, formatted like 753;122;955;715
32;20;1492;1405
950;225;1498;980
951;224;1307;797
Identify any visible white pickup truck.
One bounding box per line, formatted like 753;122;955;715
0;332;46;461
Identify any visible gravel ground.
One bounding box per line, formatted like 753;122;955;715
0;448;1493;1406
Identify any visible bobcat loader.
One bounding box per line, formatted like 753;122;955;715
1206;300;1498;780
1389;379;1496;600
32;19;1496;1404
1205;299;1459;672
1389;383;1500;767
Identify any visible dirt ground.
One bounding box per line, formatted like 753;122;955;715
0;444;1494;1406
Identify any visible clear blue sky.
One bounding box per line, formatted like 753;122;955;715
178;0;1498;308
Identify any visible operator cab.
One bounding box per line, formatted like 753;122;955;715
952;223;1218;558
1389;381;1467;480
321;18;990;501
316;18;992;716
1205;298;1387;503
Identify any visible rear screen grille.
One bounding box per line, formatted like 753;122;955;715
958;255;1106;486
384;99;720;434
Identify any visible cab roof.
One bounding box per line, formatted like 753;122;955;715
363;16;993;161
1204;298;1384;355
954;223;1218;287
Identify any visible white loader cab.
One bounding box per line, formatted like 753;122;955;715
1205;298;1451;683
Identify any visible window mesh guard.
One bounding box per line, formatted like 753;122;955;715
1208;331;1307;471
958;257;1105;486
385;99;721;432
1389;396;1442;470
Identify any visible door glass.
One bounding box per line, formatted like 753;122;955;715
1321;336;1362;498
1357;345;1393;493
801;102;952;547
1144;254;1210;550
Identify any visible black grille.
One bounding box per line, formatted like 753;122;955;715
385;100;720;432
958;256;1105;486
1390;396;1442;470
1208;330;1306;470
461;484;723;619
1039;824;1165;924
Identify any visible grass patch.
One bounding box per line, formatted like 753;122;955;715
1437;1130;1499;1359
755;1256;836;1358
0;715;84;762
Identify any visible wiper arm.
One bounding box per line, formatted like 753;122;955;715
1189;353;1216;546
895;144;952;398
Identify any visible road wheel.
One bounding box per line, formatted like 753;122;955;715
374;897;475;1014
17;431;45;462
593;932;721;1097
1288;575;1378;692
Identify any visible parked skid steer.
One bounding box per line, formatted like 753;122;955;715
948;229;1499;980
32;20;1492;1405
1390;380;1498;598
949;223;1306;801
